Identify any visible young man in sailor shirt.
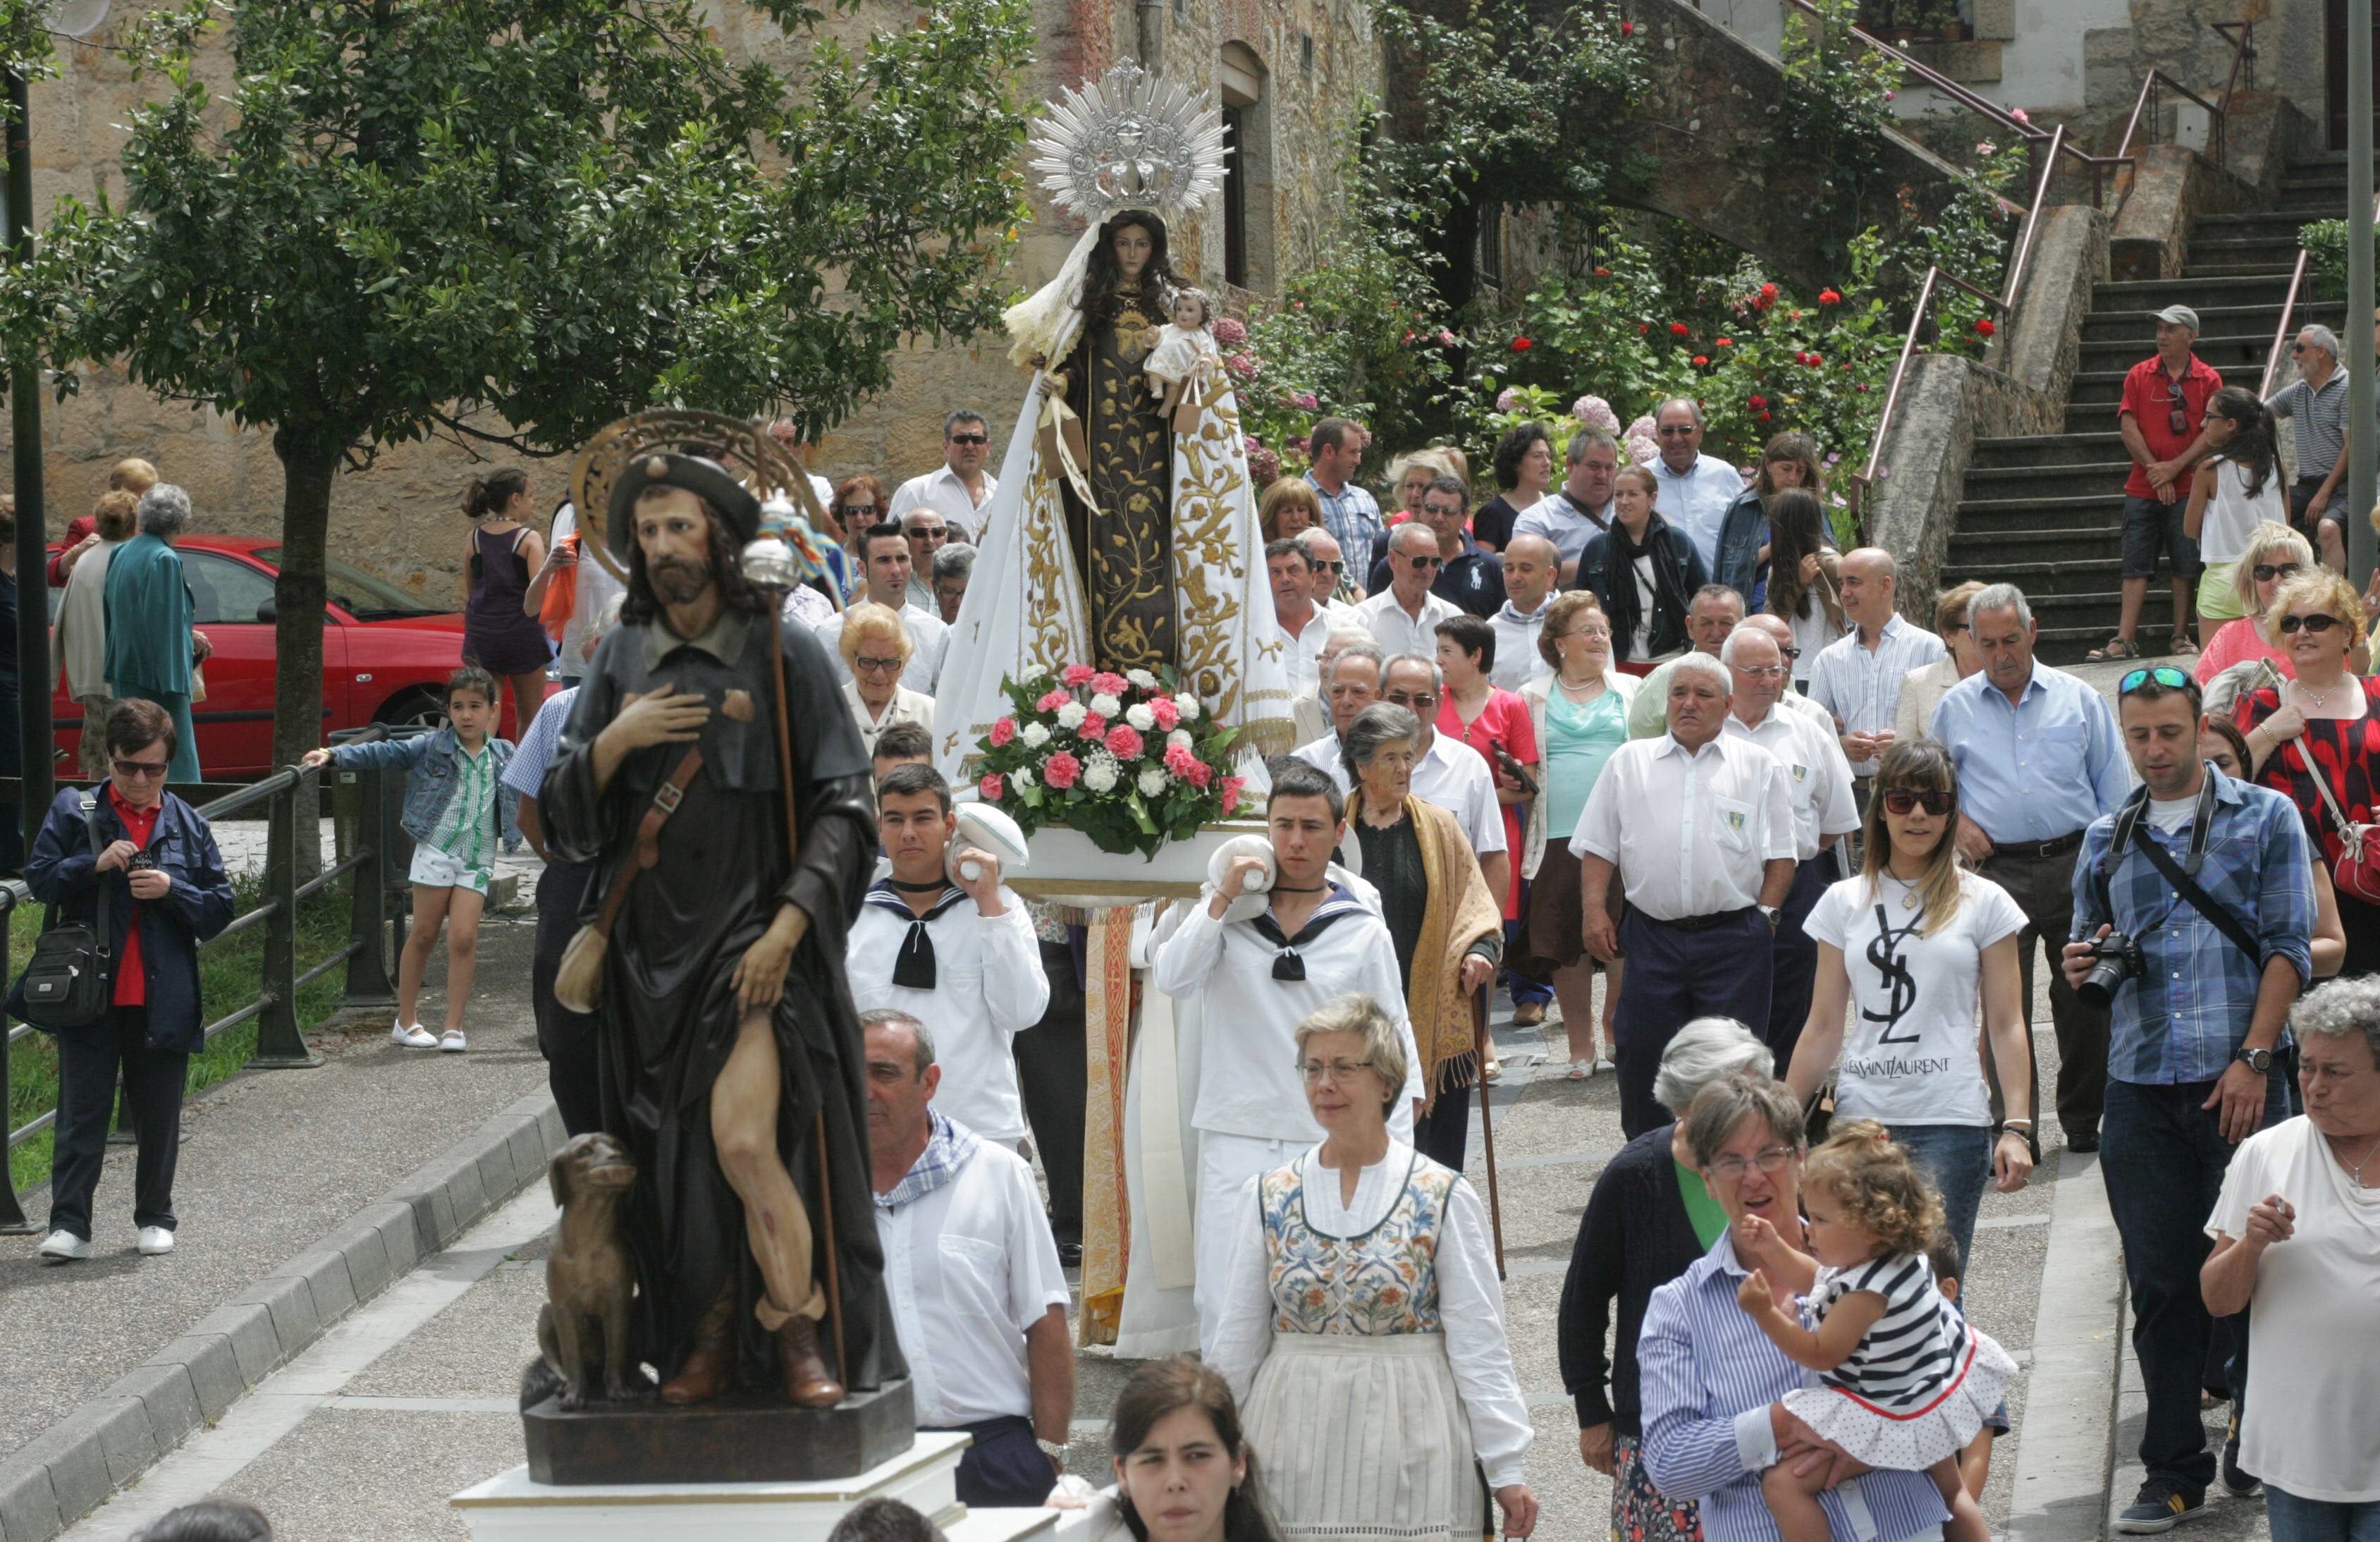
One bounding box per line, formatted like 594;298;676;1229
847;764;1049;1151
1149;761;1425;1350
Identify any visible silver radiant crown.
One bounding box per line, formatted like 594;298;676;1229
1026;59;1229;222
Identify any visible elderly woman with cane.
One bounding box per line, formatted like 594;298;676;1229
1209;993;1538;1542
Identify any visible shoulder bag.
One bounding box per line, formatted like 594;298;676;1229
2290;740;2380;904
18;797;115;1031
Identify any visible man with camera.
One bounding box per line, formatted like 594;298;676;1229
2063;666;2311;1534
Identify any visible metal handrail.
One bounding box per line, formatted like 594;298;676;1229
2212;19;2256;123
2114;67;2231;170
0;745;408;1232
1999;123;2067;310
2260;248;2314;398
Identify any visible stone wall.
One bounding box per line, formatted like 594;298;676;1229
0;0;1375;597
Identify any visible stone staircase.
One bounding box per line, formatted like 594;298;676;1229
1942;154;2354;662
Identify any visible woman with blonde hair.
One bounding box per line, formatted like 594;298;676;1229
837;601;932;757
2196;522;2311;685
1209;993;1536;1542
1787;740;2035;1266
2238;570;2380;971
1516;593;1641;1077
1259;477;1325;544
1896;581;1986;743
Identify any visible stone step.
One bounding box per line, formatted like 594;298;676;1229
2093;274;2303;305
1949;525;2126;563
2076;332;2275;370
1951;498;2126;537
1968;434;2129;472
2189;235;2309;259
2032;620;2188;665
2184;262;2306;280
1942;544;2134;592
1961;460;2138;500
2194;210;2322;233
2276;190;2350;218
2082;301;2341;343
2068;362;2266;408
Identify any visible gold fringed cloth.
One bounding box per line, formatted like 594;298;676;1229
1076;902;1139;1346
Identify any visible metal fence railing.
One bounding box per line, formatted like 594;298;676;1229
0;730;417;1232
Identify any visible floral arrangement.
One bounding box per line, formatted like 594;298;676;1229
974;664;1249;860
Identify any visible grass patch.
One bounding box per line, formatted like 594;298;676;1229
5;869;367;1197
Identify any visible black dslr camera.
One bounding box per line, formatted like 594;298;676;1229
2075;931;2144;1010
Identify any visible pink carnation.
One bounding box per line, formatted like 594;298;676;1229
1163;742;1197;776
1090;671;1129;699
1035;688;1069;713
988;716;1017;747
1150;697;1180;730
1080;712;1108;740
1062;663;1095;687
1213;316;1248;348
1186;759;1214;790
1043;752;1081;790
1220;776;1244;815
1105;726;1146;761
979;773;1005;801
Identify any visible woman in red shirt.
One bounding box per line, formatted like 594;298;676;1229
1434;616;1547;1031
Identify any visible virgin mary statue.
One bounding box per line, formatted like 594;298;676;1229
934;61;1294;781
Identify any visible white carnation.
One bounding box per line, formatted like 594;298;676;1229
1125;703;1157;731
1136;765;1171;796
1020;721;1052;748
1088;692;1123;718
1081;756;1120;793
1172;692;1203;721
1126;669;1160;690
1010;766;1037;790
1056;702;1088;730
1167;728;1195;752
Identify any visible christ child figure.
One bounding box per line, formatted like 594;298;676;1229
1146;286;1220;434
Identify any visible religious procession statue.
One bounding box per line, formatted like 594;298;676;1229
524;410;909;1483
935;60;1296;782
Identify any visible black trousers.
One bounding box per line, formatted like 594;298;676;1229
1977;844;2109;1141
930;1415;1054;1507
1014;936;1087;1247
50;1006;188;1238
1614;909;1774;1138
1413;1058;1476;1172
532;860;603;1137
1764;852;1836;1072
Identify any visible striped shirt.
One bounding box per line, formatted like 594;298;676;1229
1640;1232;1951;1542
2266;369;2350;480
427;740;500;870
1811;1253;1965;1412
1806;616;1948;778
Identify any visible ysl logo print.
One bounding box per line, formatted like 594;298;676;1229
1863;902;1925;1045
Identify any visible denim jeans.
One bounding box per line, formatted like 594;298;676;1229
1883;1122;1991;1273
2266;1488;2380;1542
2100;1072;2290;1491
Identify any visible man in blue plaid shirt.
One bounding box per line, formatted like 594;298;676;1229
2065;666;2311;1535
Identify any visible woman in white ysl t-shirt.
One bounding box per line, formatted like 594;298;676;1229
1789;740;2037;1266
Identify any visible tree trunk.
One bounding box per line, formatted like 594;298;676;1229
274;429;341;886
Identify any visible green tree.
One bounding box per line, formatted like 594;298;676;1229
4;0;1030;780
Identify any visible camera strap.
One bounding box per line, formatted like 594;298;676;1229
2096;776;2262;966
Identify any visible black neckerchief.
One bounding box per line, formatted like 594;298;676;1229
1603;515;1683;661
864;879;970;989
1249;883;1368;981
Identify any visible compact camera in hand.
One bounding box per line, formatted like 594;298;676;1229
2075;931;2144;1010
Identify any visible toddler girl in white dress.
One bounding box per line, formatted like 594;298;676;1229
1735;1122;2016;1542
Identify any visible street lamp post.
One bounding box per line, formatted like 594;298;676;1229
2352;0;2376;593
7;63;49;860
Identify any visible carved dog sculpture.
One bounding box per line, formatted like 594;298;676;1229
536;1132;639;1409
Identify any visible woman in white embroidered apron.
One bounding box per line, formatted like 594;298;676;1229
1208;995;1538;1542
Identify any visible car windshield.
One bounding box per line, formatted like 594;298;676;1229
252;549;446;620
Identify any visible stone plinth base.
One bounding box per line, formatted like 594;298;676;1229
454;1430;1059;1542
520;1380;914;1486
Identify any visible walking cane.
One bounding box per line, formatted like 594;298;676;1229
1473;990;1507;1278
767;594;849;1381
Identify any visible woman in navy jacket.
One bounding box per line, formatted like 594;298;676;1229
19;699;234;1261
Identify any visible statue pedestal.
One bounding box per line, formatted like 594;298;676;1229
452;1431;1057;1542
1006;819;1266;905
520;1381;914;1485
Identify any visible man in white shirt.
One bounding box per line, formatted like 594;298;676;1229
847;765;1049;1149
864;1009;1072;1506
763;415;838;514
1150;762;1424;1347
899;508;951;613
1490;534;1559;691
816;523;949;693
1740;613;1836;728
1383;654;1510;909
1720;626;1860;1067
1270;538;1337;697
1574;652;1798;1135
527;501;625;687
1512;428;1617;582
888;408;1000;541
1626;583;1746;740
1293;640;1385;777
1292;628;1375;746
1355;522;1462;658
1806;549;1948;795
1296;528;1351;613
1648;398;1750;571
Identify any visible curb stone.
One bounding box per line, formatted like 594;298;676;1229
2007;1150;2129;1542
0;1090;560;1542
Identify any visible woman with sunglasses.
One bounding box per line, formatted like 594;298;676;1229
2237;572;2380;972
2194;523;2310;687
1786;740;2035;1266
827;475;889;602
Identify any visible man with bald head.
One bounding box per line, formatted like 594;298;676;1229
1295;528;1351;611
1721;625;1858;1064
1805;549;1946;807
1626;583;1746;740
1489;533;1559;692
1741;613;1835;728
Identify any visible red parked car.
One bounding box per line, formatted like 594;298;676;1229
49;534;525;778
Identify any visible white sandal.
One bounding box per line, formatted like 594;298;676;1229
391;1020;438;1049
